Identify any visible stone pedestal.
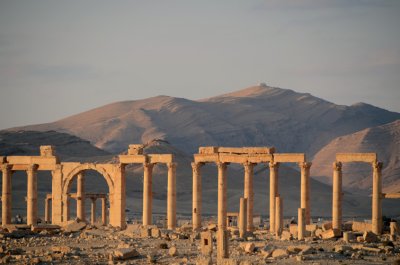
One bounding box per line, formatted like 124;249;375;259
390;221;398;236
239;197;247;238
143;163;154;226
192;162;202;230
27;164;38;226
91;198;96;225
300;162;312;224
243;162;254;231
1;164;12;225
217;162;227;230
298;208;306;240
275;196;283;236
332;162;342;233
76;173;85;221
372;162;383;235
167;162;177;230
269;162;279;233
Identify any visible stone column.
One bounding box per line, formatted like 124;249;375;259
27;164;38;226
143;163;154;226
332;162;342;233
275;195;283;236
243;162;254;231
390;221;398;241
2;164;12;225
91;198;96;225
65;197;71;222
217;162;227;230
76;172;85;221
300;162;312;224
44;197;51;223
167;162;177;230
298;208;306;240
372;162;383;235
269;162;279;233
101;197;107;225
239;197;247;238
192;162;203;230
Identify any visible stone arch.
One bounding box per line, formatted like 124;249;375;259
62;163;115;196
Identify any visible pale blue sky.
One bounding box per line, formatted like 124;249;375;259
0;0;399;129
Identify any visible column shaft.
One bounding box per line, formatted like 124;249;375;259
76;172;85;221
239;197;247;238
217;162;227;230
27;164;38;226
332;162;342;232
243;162;254;231
269;162;279;233
91;198;96;225
167;162;177;229
300;162;312;224
275;195;283;236
372;162;383;235
298;208;306;240
44;198;51;223
192;162;202;230
101;197;107;225
2;165;12;225
143;163;154;226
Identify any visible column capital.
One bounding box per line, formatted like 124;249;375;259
299;162;312;169
216;162;227;170
243;161;255;169
167;162;177;170
1;163;12;172
269;162;279;169
332;162;342;171
143;162;154;170
372;161;383;171
27;164;39;172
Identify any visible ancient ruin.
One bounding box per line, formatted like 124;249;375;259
0;145;398;264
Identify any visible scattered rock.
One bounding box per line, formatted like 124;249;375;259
169;246;178;256
363;231;378;243
271;248;288;259
113;248;139;260
63;220;86;233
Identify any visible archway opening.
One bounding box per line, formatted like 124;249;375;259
67;169;109;225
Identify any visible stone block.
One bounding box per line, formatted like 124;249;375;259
114;248;139;260
271;248;289;258
289;224;297;235
201;231;213;256
151;228;161;238
196;257;212;265
63;220;86;233
169;246;178;256
40;145;56;157
334;245;353;253
127;144;144;155
352;221;372;232
320;229;340;239
306;224;318;232
243;243;255;253
141;227;151;238
199;146;219;154
363;231;378;243
280;231;292;241
322;222;332;231
217;258;239;265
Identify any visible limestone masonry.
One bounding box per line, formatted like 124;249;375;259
0;144;399;264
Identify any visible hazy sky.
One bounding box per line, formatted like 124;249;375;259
1;0;399;129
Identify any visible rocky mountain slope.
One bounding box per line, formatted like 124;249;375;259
8;84;400;158
312;120;400;193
